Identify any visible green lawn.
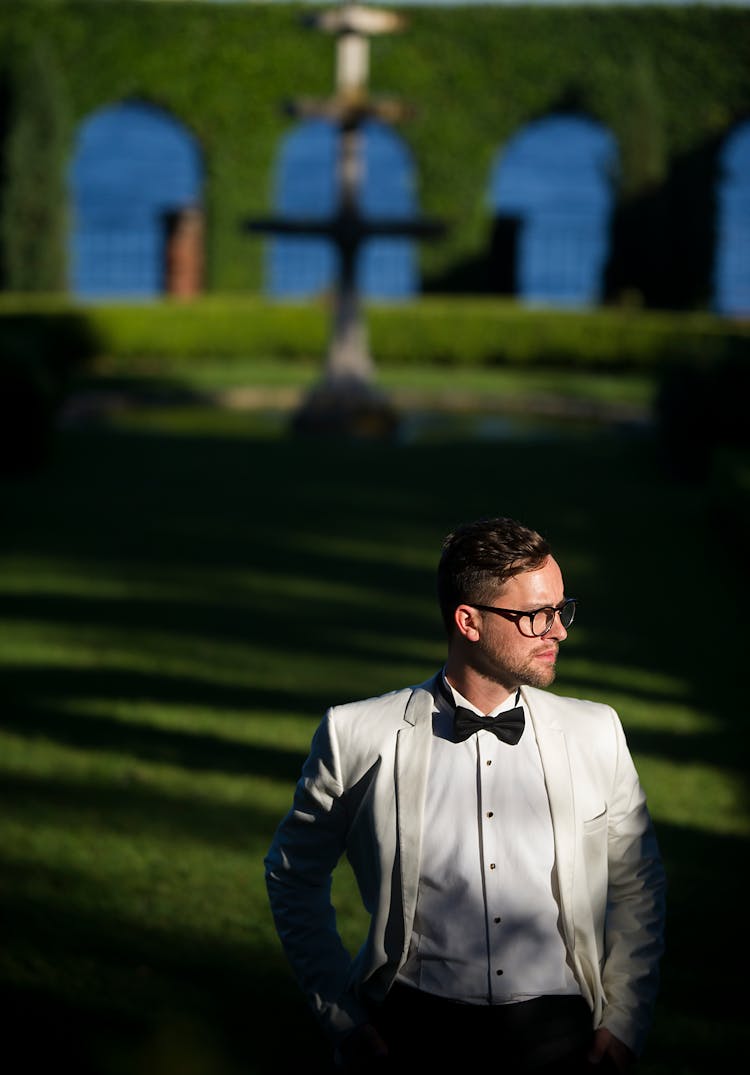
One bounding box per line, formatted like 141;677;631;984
1;388;747;1074
78;354;656;411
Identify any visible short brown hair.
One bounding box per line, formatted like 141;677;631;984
437;517;551;633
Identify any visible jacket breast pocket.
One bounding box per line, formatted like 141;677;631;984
583;808;607;836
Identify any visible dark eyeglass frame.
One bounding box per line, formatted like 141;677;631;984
471;598;577;637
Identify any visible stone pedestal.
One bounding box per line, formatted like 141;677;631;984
293;245;399;438
292;376;399;438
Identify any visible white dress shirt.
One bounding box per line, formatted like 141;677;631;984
396;674;581;1005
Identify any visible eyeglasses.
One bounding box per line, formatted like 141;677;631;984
471;598;577;637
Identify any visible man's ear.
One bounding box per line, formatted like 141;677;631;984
454;604;481;642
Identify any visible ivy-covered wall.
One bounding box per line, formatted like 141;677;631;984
0;1;748;306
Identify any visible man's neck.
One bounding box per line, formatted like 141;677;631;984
443;662;516;714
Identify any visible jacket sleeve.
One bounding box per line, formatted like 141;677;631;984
599;710;667;1055
264;708;370;1043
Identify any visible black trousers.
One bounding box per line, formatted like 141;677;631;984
361;983;619;1075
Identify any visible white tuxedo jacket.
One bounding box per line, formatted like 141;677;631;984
265;674;666;1056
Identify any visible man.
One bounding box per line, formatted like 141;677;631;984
265;517;666;1074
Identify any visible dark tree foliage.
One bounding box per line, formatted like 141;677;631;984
0;38;69;292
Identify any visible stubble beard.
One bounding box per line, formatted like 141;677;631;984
474;642;558;692
516;658;557;690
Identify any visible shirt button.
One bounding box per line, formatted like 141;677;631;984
494;917;502;924
486;759;492;766
489;863;496;869
486;811;494;818
496;969;503;975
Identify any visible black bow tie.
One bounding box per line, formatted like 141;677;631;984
453;705;525;745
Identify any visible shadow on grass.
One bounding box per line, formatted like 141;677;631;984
0;768;287;850
0;867;324;1075
1;419;747;1074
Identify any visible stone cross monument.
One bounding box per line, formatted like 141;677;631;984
245;3;444;436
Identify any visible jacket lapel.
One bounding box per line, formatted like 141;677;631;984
395;677;437;931
522;687;577;946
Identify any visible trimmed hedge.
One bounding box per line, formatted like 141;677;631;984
1;295;748;371
367;301;750;369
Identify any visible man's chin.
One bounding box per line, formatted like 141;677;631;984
523;666;556;690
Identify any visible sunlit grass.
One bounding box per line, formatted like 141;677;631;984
634;757;748;835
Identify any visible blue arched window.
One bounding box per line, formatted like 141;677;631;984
489;114;618;307
267;118;418;299
714;121;750;317
69;100;203;299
